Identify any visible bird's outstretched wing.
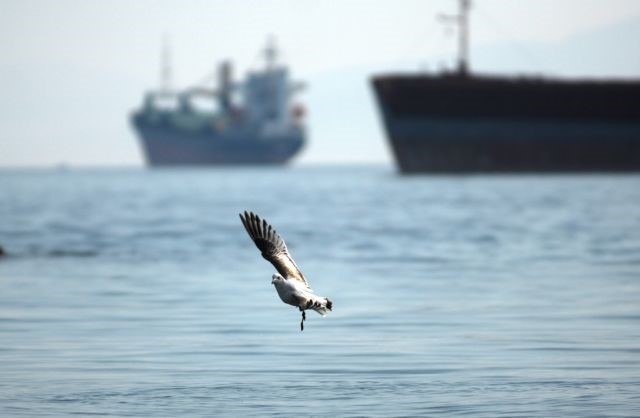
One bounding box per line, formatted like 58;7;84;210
239;211;310;288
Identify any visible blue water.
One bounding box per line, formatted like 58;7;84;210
1;167;639;417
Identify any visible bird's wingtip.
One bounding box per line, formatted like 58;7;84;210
239;210;254;221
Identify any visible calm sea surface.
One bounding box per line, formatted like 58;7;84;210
0;167;639;417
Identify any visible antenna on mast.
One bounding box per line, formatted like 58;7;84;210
161;35;172;92
438;0;471;76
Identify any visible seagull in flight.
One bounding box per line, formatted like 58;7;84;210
239;211;333;331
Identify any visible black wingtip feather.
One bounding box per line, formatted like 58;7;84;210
247;212;257;238
250;212;259;237
239;212;252;239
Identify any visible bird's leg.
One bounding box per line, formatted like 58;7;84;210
299;309;306;331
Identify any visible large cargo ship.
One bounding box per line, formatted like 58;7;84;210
131;41;306;166
371;1;640;173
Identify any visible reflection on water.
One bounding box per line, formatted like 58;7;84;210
1;167;639;417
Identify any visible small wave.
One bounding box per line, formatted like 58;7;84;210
2;248;101;259
46;249;99;258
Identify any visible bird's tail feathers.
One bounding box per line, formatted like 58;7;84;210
306;296;333;317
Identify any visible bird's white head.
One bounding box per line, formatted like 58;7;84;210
271;274;284;285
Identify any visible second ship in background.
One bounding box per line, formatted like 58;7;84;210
131;40;306;166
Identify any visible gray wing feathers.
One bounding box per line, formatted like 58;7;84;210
239;211;309;286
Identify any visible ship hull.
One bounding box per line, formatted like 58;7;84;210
132;117;304;166
372;75;640;173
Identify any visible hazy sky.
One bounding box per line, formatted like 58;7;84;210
1;0;639;167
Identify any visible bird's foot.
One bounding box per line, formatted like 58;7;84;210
300;311;306;331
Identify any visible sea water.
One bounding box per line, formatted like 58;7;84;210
0;167;639;417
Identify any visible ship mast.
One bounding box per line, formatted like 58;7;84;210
160;36;172;93
264;36;278;71
459;0;470;75
439;0;471;75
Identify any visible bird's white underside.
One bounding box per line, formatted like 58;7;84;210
272;274;329;316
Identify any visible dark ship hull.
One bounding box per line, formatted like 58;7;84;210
372;75;640;173
132;116;304;166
